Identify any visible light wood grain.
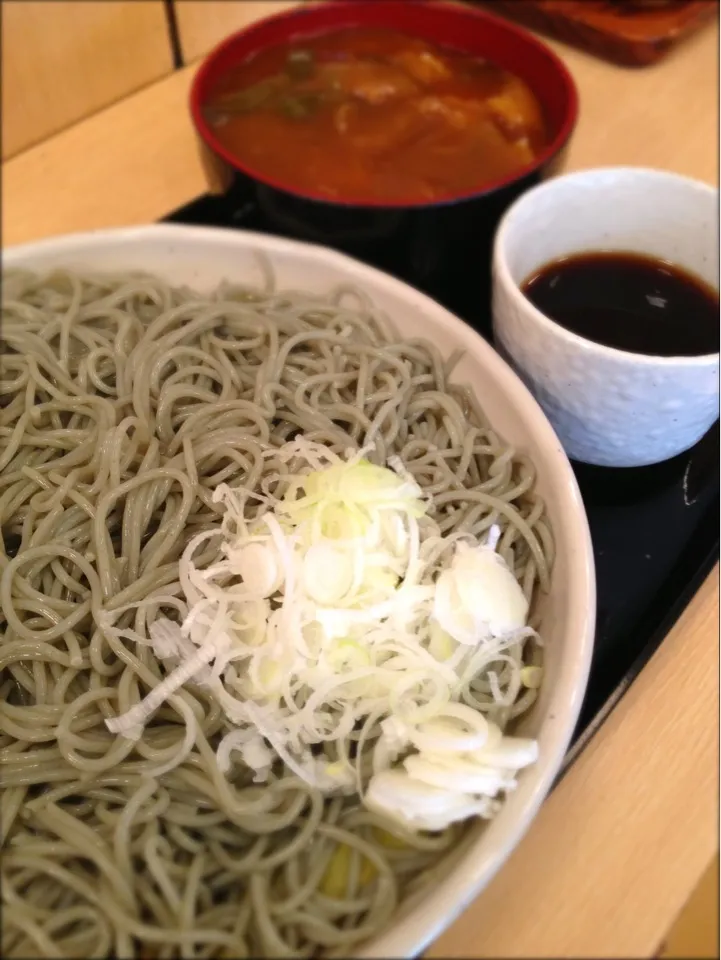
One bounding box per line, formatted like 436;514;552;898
660;854;719;959
3;66;204;246
555;26;719;186
2;13;719;958
1;1;174;161
173;0;301;63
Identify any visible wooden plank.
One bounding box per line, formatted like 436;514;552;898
2;65;205;245
660;854;720;960
1;1;174;160
173;0;301;64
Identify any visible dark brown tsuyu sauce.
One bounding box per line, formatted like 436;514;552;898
521;251;720;357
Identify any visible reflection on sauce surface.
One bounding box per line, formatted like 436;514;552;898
204;28;548;203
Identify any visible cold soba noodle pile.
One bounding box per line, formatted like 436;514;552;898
0;265;552;959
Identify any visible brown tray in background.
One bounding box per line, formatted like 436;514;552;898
479;0;718;66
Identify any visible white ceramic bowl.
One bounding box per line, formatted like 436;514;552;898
492;167;719;468
4;225;595;958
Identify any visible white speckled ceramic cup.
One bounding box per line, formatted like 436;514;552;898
492;167;719;467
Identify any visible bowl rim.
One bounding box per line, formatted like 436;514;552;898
493;165;720;367
188;0;579;210
3;222;596;958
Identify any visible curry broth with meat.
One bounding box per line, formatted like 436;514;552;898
204;28;549;203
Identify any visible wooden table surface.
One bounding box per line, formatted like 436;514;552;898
3;15;719;958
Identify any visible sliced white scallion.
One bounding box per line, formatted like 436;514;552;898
103;437;542;832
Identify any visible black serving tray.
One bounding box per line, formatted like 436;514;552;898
163;194;720;766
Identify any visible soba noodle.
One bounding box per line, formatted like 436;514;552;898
0;266;553;959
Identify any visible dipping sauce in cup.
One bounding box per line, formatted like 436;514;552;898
521;250;719;358
491;167;720;468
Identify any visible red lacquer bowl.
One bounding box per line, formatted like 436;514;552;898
190;1;578;326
